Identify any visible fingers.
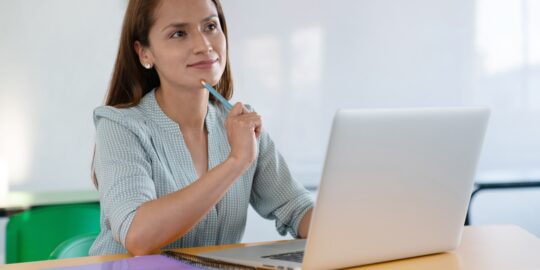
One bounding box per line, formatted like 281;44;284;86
230;102;255;115
237;113;261;126
226;102;263;137
236;113;260;122
229;102;245;116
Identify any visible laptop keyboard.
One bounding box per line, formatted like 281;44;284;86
262;251;305;263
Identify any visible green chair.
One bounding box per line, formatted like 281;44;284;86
49;232;99;260
6;202;100;263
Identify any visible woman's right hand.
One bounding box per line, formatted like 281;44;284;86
225;102;262;169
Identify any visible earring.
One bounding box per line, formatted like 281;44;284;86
143;63;152;69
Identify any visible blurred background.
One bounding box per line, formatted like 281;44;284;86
1;0;539;264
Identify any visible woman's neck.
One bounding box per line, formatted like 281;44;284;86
155;82;209;132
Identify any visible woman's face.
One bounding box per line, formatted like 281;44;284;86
141;0;227;90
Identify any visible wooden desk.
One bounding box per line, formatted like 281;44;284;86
2;225;539;270
0;190;99;217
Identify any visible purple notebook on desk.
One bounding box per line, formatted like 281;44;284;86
44;254;201;270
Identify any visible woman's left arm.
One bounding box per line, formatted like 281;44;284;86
249;127;314;239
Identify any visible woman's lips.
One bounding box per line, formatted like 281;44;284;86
188;59;218;69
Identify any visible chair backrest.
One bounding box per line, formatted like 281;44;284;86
6;202;100;263
49;232;99;260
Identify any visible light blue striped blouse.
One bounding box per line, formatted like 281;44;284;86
89;90;313;256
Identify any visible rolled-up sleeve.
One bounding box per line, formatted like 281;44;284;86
249;130;314;238
94;114;156;248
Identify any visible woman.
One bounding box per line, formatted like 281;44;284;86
90;0;313;256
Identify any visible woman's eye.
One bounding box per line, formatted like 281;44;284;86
207;23;217;31
171;31;186;38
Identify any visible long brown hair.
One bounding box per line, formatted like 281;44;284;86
92;0;233;187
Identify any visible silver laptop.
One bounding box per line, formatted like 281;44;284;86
200;107;490;270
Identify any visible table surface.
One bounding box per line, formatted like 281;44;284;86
2;225;539;270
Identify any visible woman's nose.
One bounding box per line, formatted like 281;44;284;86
193;32;213;55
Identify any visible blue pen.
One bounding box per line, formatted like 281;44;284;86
201;80;233;110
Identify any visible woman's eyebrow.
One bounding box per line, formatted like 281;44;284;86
201;14;218;22
161;15;218;32
161;22;188;32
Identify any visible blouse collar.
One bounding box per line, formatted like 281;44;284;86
140;89;220;135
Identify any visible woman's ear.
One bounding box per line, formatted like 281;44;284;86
134;41;154;69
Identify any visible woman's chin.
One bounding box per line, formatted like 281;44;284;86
199;76;221;86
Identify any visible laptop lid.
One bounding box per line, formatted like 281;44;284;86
302;107;489;270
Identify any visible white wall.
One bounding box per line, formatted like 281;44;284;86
1;0;539;263
0;0;125;192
